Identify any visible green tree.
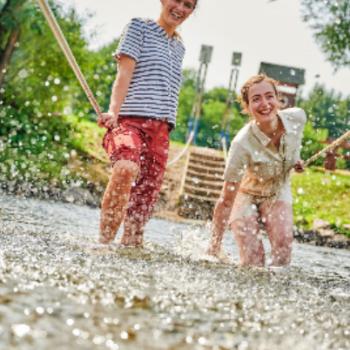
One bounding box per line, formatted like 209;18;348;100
170;70;246;147
299;84;349;138
196;87;246;148
301;0;350;68
298;84;350;168
0;0;26;86
0;0;94;185
300;121;328;165
171;68;196;143
72;39;119;120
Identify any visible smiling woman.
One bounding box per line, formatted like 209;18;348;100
208;74;307;268
159;0;198;30
97;0;197;247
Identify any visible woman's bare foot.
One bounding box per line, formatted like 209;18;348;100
99;231;115;244
119;233;143;247
207;246;230;264
207;245;220;257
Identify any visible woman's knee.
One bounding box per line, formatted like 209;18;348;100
111;159;139;180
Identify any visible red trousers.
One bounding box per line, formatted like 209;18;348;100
102;116;169;231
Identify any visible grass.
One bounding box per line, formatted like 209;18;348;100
66;115;107;162
291;168;350;236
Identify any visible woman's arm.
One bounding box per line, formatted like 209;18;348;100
97;55;136;129
207;181;240;256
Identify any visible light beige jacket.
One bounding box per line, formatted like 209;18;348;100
224;107;307;197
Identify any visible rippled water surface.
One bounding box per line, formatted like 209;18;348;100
0;193;349;350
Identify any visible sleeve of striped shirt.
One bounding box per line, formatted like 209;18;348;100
114;18;145;62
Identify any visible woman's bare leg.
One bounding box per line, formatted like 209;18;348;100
122;216;145;247
260;200;293;266
231;216;265;267
121;162;166;247
207;181;238;257
99;160;139;244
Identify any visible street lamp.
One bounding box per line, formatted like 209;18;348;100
199;45;213;64
189;44;214;144
232;52;242;66
221;51;242;155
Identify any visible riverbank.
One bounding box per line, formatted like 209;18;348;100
1;133;349;249
1;152;349;250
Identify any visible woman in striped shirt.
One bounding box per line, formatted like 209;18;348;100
98;0;197;246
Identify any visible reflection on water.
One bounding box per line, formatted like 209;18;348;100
0;193;349;350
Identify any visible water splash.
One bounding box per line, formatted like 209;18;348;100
0;193;349;350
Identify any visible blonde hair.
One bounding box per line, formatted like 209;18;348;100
238;74;280;114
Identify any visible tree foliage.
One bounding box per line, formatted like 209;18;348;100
299;84;350;139
170;68;196;143
301;0;350;68
0;0;116;186
196;88;245;148
298;84;350;168
172;69;246;148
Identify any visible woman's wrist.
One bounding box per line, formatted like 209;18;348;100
108;105;119;118
108;112;118;120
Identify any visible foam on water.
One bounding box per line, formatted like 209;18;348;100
173;225;234;264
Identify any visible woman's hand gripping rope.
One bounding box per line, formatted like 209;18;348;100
97;112;119;130
293;160;305;173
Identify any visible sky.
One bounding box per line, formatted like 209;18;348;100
59;0;350;98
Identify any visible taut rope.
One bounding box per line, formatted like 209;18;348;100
167;131;194;167
304;130;350;167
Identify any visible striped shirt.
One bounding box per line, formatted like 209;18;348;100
114;18;186;126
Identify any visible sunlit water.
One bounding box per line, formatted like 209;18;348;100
0;193;349;350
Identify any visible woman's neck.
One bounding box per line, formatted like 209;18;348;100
258;117;280;138
157;18;176;37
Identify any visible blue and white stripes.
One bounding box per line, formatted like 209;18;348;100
114;18;186;126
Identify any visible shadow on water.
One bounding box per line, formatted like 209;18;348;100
0;193;349;349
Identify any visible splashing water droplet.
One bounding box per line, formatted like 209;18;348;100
12;324;31;337
19;69;28;79
297;187;304;195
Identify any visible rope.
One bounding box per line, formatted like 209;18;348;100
167;131;194;167
304;130;350;167
36;0;102;118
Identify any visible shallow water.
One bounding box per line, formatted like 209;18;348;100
0;193;349;350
